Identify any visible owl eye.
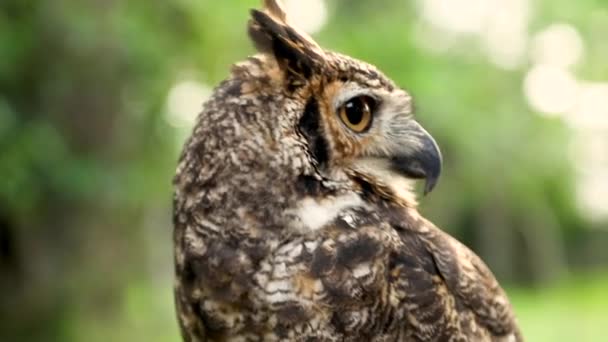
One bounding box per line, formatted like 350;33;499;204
338;95;375;133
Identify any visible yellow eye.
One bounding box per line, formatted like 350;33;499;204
338;96;375;133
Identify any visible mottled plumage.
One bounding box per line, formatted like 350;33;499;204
173;1;522;341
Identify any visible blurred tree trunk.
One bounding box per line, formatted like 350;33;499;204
477;194;517;282
518;202;568;285
476;190;567;285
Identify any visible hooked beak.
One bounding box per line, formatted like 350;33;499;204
390;121;442;195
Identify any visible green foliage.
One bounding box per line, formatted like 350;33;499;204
510;273;608;341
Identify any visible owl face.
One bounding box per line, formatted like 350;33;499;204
313;55;441;195
249;1;442;202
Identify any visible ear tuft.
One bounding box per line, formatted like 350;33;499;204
248;0;325;81
263;0;287;22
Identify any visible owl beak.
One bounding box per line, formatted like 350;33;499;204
390;121;442;195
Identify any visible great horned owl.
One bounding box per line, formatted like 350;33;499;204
173;1;522;341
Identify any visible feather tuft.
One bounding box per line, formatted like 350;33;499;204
263;0;287;23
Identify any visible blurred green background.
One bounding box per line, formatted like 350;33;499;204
1;0;607;341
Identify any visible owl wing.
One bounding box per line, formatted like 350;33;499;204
245;209;522;341
403;217;523;341
174;203;521;341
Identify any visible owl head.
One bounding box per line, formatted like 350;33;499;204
178;0;442;214
244;0;442;204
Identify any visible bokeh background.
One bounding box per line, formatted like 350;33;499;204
1;0;607;341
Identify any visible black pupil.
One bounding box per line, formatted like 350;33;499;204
345;97;367;125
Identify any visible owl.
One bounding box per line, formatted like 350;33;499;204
173;1;523;341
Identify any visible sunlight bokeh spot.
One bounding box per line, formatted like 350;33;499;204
532;23;584;68
567;82;608;129
577;172;608;222
524;64;579;116
420;0;531;69
284;0;328;35
166;80;211;128
421;0;489;34
481;0;529;69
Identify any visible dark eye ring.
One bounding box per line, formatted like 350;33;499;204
338;95;376;133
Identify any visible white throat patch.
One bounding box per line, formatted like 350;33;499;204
290;193;364;231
